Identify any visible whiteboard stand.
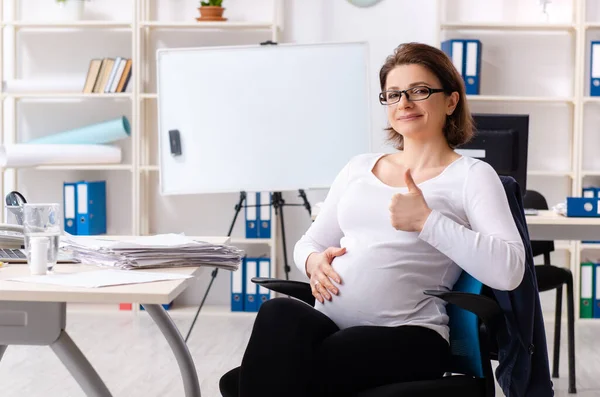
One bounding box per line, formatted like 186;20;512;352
184;191;248;343
184;190;312;340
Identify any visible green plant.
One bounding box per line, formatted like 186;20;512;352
201;0;223;6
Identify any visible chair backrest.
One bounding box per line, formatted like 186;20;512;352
446;271;485;378
522;189;554;259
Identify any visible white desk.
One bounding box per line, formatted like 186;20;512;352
526;210;600;241
0;235;230;397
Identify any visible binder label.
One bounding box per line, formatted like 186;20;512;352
582;265;593;298
246;193;256;220
259;260;270;294
77;183;88;214
451;41;463;74
246;260;257;292
593;43;600;78
466;42;478;77
232;268;242;293
65;185;75;219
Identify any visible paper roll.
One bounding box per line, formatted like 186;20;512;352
27;116;131;145
0;144;122;167
3;79;83;93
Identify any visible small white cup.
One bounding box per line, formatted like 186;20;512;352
29;236;48;275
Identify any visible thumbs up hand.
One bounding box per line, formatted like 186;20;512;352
389;169;432;232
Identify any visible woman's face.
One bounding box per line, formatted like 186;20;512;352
383;64;457;144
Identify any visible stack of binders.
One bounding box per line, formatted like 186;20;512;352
441;39;482;95
231;256;272;312
63;180;107;235
244;192;272;239
232;191;273;312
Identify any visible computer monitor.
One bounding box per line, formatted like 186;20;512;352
455;114;529;196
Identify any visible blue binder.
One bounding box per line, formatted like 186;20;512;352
258;192;272;238
441;39;465;78
257;258;271;309
76;180;107;235
245;192;258;238
244;258;259;312
463;39;482;95
63;182;78;235
594;263;600;318
566;197;600;217
582;188;600;242
231;257;246;312
591;41;600;96
442;39;481;95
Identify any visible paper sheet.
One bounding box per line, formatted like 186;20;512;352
0;144;122;167
7;269;192;288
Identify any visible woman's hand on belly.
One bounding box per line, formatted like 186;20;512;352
306;247;346;303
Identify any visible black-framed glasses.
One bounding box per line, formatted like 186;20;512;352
379;86;446;105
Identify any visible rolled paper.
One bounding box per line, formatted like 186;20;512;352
0;144;122;167
27;116;130;145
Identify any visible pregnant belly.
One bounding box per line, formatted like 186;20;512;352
314;248;425;329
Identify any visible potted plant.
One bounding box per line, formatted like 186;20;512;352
197;0;227;22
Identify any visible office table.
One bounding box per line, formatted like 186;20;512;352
526;210;600;241
0;235;230;397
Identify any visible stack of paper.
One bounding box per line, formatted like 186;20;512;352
60;234;244;271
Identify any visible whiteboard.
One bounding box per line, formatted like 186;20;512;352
157;42;372;195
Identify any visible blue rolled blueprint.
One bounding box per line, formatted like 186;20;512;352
27;116;130;144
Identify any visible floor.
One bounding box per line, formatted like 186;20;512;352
0;305;596;397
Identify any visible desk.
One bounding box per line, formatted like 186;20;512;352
0;235;230;397
526;210;600;241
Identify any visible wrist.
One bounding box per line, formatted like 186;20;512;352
305;252;319;277
419;208;433;232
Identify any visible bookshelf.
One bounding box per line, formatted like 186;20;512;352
0;0;281;307
437;0;600;320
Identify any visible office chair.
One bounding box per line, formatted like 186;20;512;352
219;272;505;397
523;189;576;394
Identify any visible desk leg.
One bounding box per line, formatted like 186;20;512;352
0;345;6;361
142;304;201;397
51;330;112;397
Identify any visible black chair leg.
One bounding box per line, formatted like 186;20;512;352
552;286;563;379
566;274;577;394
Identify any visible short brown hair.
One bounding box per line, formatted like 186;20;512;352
379;42;474;150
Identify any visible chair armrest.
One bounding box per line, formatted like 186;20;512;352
424;290;503;328
252;277;315;306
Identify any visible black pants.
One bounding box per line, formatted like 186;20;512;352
233;297;450;397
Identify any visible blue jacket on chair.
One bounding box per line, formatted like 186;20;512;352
493;176;554;396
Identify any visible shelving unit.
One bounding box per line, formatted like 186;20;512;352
437;0;600;320
0;0;282;308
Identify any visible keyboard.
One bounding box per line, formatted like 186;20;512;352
0;248;26;260
0;248;78;263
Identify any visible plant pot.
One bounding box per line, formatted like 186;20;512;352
196;6;227;22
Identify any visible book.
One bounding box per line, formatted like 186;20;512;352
82;59;102;93
104;56;123;93
93;58;114;94
109;58;127;93
116;59;132;93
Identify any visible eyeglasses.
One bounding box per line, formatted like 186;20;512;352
379;86;446;105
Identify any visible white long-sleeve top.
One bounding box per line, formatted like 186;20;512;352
293;153;525;342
